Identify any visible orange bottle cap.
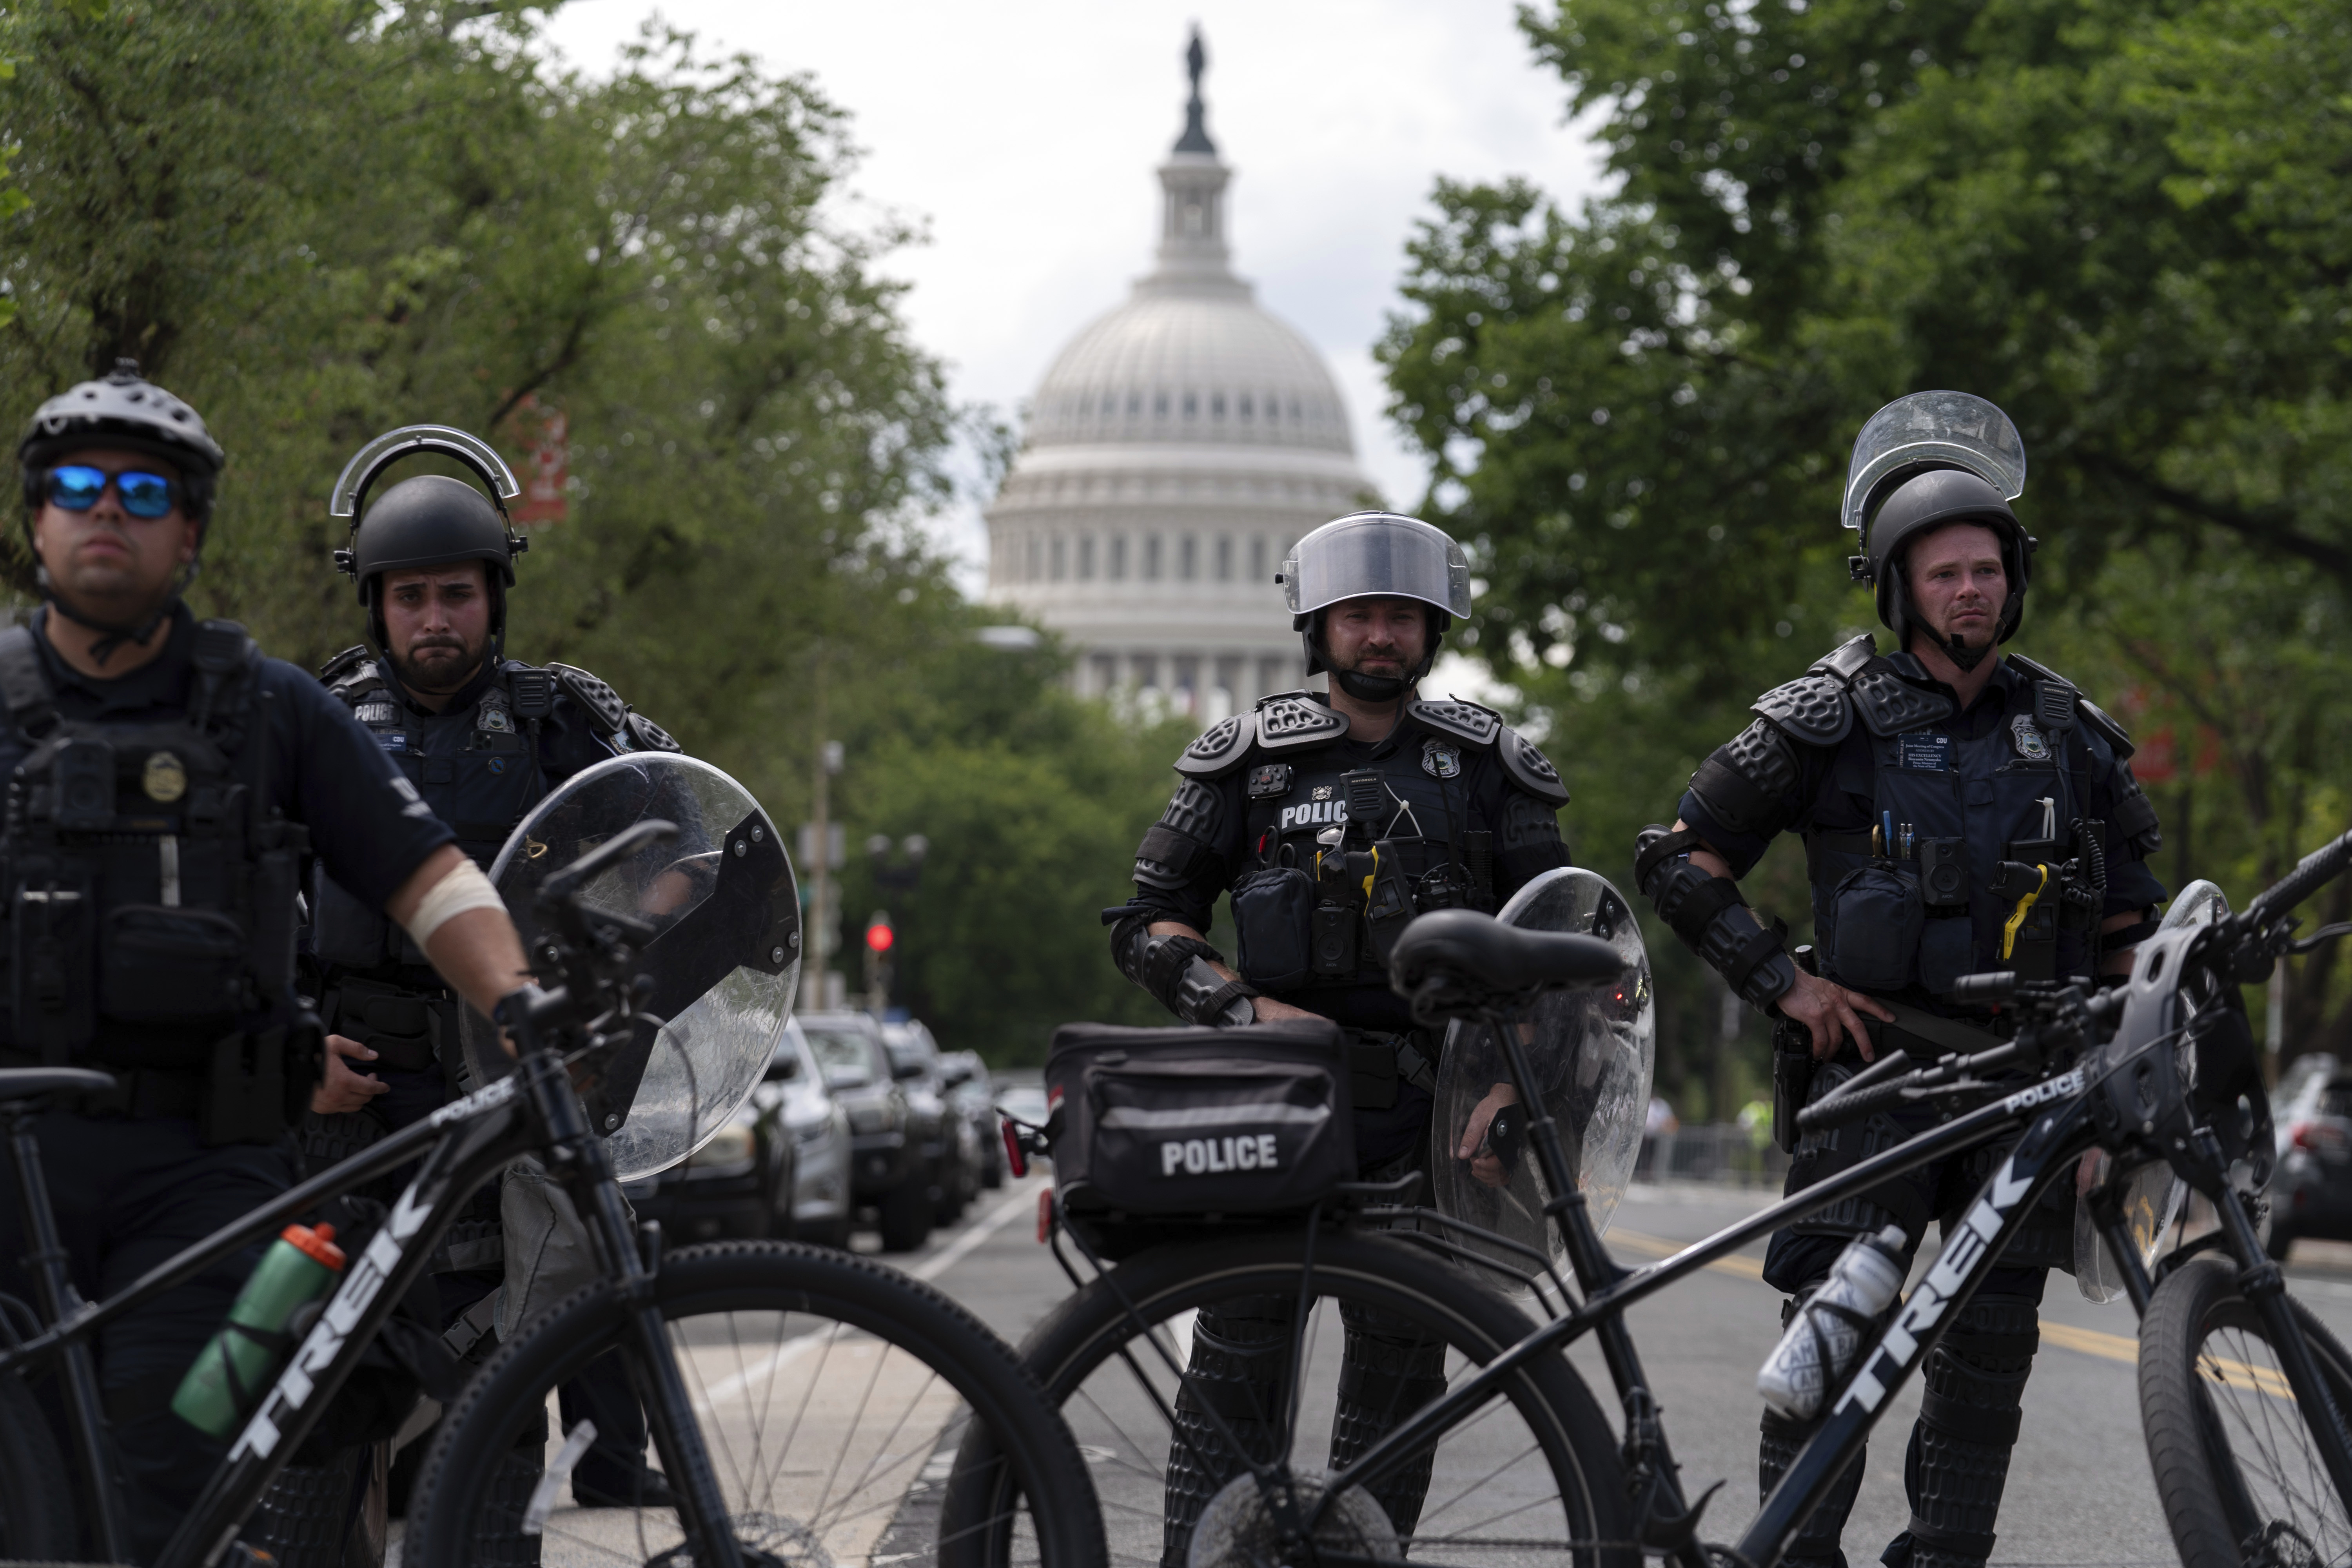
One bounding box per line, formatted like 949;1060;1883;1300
281;1222;346;1271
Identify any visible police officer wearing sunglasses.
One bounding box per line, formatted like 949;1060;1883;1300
269;425;681;1539
1107;510;1574;1559
2;365;535;1561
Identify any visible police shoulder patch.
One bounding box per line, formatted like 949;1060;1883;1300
1254;695;1347;753
1850;662;1957;737
1753;672;1853;747
1499;726;1570;808
548;662;630;737
1175;714;1252;779
1403;695;1501;748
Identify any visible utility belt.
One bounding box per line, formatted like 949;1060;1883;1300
1343;1027;1438;1113
1768;973;2004;1154
0;1021;321;1146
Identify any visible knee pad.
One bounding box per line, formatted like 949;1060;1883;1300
1165;1299;1296;1568
1329;1309;1448;1539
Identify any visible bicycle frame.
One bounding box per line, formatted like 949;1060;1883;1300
0;1045;750;1568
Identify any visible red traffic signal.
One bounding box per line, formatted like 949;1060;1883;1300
864;912;895;954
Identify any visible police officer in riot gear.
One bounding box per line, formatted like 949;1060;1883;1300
1109;510;1574;1561
0;365;533;1563
1633;393;2167;1568
279;426;681;1541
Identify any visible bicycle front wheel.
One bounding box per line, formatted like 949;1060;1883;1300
943;1228;1634;1568
414;1240;1105;1568
2140;1253;2352;1568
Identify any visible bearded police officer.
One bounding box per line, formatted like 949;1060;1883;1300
1108;510;1573;1561
1633;393;2166;1568
0;366;533;1563
285;425;679;1535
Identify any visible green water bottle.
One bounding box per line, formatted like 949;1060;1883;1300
171;1222;346;1437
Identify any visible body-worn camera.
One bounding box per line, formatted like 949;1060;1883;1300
52;739;116;831
1919;838;1968;909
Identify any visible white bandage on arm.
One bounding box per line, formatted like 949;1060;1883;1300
402;856;507;949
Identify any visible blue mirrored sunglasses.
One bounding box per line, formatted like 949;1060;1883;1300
45;465;180;520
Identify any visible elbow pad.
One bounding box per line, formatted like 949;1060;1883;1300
1633;825;1796;1009
1109;911;1258;1028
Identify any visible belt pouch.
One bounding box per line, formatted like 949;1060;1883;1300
1348;1033;1401;1111
1826;866;1924;994
330;979;438;1074
102;905;247;1023
200;1029;290;1146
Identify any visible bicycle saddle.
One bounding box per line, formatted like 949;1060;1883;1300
1388;908;1623;1021
0;1067;116;1103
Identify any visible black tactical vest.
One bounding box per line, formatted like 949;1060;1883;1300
0;620;305;1067
1796;658;2111;993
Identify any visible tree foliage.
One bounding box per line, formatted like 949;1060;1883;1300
1382;0;2352;1096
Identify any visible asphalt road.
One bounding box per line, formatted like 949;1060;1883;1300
383;1171;2352;1566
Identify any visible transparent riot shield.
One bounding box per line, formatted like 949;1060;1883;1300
1428;868;1655;1284
478;753;801;1181
2074;879;2224;1302
1841;391;2027;535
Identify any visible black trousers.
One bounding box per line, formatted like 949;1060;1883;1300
0;1111;297;1565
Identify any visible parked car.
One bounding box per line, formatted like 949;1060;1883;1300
940;1050;1004;1189
801;1011;932;1252
882;1019;976;1224
2267;1053;2352;1259
768;1018;853;1247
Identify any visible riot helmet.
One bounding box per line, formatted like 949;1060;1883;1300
1281;510;1472;702
330;425;526;653
1842;391;2033;662
16;359;226;653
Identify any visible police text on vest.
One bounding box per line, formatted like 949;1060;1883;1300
1162;1133;1279;1176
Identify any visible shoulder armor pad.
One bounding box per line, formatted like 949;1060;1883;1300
547;662;628;737
1499;726;1570;808
2076;697;2134;760
1254;693;1348;753
1404;695;1501;747
318;645;371;683
1809;633;1878;681
1753;672;1853;746
1174;714;1252;779
1850;662;1958;736
1254;689;1318;709
622;711;684;754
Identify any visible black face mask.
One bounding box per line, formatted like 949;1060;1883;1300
1331;666;1410;702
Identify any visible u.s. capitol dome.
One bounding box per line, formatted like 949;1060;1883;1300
985;35;1376;722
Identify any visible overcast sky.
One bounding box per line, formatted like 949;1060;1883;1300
543;1;1606;590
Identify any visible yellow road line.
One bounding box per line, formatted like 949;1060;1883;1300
2039;1321;2140;1367
1609;1229;1767;1279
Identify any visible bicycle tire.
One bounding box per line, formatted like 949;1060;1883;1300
941;1229;1636;1568
0;1367;76;1556
2140;1254;2352;1568
414;1239;1106;1568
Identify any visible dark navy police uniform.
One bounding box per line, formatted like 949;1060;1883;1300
1676;635;2164;1568
0;605;453;1562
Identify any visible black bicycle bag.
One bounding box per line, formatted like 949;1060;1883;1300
1045;1020;1355;1220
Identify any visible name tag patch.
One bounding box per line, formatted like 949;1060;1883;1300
378;732;410;753
1898;732;1952;772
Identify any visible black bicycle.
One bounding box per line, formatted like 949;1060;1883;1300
0;818;1103;1568
947;831;2352;1568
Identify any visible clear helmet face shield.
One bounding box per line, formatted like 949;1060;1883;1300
1281;512;1472;620
1842;391;2027;536
1428;868;1655;1289
473;753;801;1181
2073;879;2227;1303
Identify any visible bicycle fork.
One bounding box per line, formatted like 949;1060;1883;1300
522;1052;748;1568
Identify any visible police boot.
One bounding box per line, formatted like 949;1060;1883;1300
242;1444;366;1568
1881;1293;2040;1568
1326;1301;1448;1541
1163;1297;1296;1568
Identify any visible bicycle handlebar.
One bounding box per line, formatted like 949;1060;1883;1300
2247;828;2352;928
1795;1074;1914;1135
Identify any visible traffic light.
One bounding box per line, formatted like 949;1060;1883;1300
864;911;895;955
